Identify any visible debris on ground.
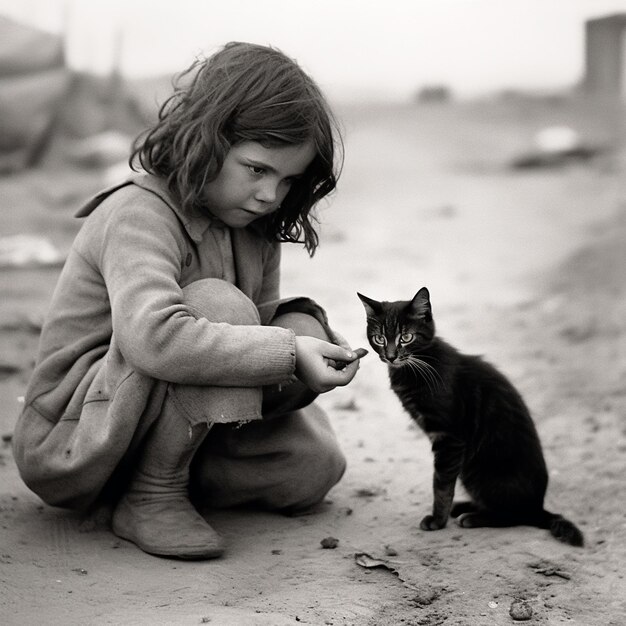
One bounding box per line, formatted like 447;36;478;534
353;487;385;499
528;560;572;580
509;599;533;621
354;552;417;591
510;125;603;169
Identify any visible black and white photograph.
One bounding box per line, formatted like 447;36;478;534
0;1;625;624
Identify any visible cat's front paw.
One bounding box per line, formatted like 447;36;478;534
419;514;446;531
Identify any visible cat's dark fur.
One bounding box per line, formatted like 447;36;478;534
357;287;583;546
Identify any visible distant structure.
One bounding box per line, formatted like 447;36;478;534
415;85;452;104
584;13;626;99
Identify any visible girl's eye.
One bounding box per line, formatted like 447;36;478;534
400;333;414;344
372;335;386;346
248;165;265;175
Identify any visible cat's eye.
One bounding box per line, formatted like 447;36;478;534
372;335;386;346
400;333;414;344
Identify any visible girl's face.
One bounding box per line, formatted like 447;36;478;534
203;140;316;228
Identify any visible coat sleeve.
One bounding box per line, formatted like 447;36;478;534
98;202;296;387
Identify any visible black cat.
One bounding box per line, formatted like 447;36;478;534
357;287;583;546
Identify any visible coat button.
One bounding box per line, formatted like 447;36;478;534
185;253;192;266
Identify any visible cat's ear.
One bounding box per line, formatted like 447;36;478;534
357;292;381;317
410;287;432;319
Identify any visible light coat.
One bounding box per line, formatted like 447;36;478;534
13;174;329;509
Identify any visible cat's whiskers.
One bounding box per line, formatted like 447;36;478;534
402;355;444;393
401;358;434;393
414;353;441;365
404;359;437;395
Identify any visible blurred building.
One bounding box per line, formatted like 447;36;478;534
0;14;157;173
584;13;626;99
0;15;68;171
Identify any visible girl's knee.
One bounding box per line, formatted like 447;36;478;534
270;311;330;341
183;279;260;325
275;436;346;511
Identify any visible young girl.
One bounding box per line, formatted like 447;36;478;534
13;42;364;560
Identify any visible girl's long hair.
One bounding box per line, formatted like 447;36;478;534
130;42;343;256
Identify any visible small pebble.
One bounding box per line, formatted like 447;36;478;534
320;536;339;549
509;600;533;621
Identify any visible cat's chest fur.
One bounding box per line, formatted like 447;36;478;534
388;345;460;437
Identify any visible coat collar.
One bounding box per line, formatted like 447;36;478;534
75;173;215;244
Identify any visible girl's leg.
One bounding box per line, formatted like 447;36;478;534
191;311;347;512
191;404;346;512
112;279;263;559
112;396;224;559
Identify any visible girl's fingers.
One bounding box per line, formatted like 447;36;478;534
327;347;368;369
323;343;356;363
332;359;360;385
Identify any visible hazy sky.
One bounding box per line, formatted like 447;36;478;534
2;0;626;100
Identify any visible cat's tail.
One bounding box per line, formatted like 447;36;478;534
539;510;584;547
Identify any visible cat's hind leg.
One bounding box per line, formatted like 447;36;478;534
450;501;479;518
456;511;494;528
455;510;515;529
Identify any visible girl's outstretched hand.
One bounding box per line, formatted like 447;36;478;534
294;336;365;394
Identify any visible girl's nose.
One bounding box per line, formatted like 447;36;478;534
255;179;279;204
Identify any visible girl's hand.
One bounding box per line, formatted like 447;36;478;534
294;336;362;393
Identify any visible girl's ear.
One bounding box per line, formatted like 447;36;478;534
357;292;381;317
410;287;432;319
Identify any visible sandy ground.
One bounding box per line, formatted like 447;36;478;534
1;99;625;625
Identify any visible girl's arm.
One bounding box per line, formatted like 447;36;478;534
257;242;363;392
97;202;296;387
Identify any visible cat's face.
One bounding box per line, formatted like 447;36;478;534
357;288;435;368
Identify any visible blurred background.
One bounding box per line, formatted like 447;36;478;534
3;0;626;100
0;0;625;321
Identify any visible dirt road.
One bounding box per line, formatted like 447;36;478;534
1;100;625;625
